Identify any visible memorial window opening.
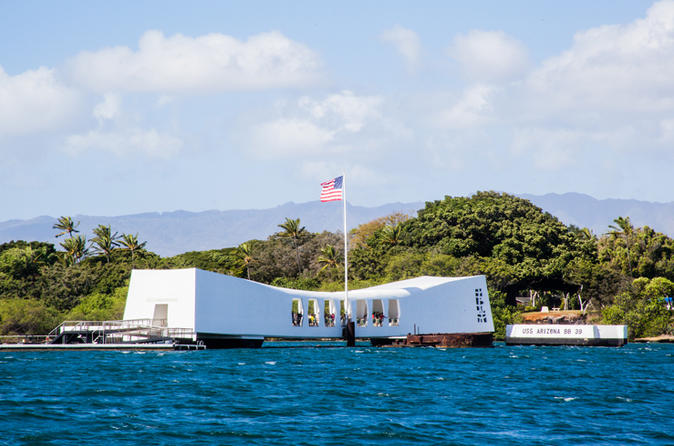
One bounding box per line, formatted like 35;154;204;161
356;300;368;327
371;299;385;327
388;299;400;326
324;300;336;327
308;299;320;327
291;298;304;327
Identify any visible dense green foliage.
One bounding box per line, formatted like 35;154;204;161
0;192;672;340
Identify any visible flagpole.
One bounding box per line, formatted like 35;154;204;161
342;172;349;320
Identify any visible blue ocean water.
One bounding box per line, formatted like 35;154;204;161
0;342;672;445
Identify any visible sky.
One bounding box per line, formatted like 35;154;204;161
1;0;672;221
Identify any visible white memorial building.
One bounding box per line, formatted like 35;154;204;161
123;268;494;347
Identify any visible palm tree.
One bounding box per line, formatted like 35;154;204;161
27;245;57;269
277;217;307;274
91;224;120;263
379;223;405;246
53;216;79;238
60;235;89;266
608;216;634;276
579;227;595;240
237;242;254;280
317;245;339;273
119;233;147;267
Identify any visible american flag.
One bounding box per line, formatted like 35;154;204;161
320;176;343;202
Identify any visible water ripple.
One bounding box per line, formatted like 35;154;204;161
0;344;672;444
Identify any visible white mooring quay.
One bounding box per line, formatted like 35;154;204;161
505;324;628;347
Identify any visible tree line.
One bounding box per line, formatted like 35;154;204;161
53;216;147;265
0;191;672;339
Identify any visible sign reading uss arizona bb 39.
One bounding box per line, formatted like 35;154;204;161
505;324;628;346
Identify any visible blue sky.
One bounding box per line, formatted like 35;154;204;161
1;0;670;221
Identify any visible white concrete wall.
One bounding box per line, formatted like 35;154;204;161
123;269;196;330
125;269;494;338
594;325;629;339
194;269;343;338
356;275;493;337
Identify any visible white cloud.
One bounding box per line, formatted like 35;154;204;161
380;25;421;72
449;30;529;82
238;3;674;179
0;66;81;135
659;118;674;143
156;95;174;107
301;161;336;179
65;128;183;159
300;161;387;188
421;1;674;174
491;0;674;170
349;164;389;186
422;134;468;170
68;30;322;93
433;85;495;129
246;91;384;159
526;0;674;113
64;91;183;159
249;118;335;158
93;93;121;123
298;90;383;132
511;128;581;170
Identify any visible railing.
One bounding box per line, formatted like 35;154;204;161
49;319;167;337
0;335;50;344
48;319;195;345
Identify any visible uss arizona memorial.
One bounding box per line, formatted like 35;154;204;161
118;175;495;348
121;268;495;347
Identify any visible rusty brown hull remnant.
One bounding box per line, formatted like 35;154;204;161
371;332;493;348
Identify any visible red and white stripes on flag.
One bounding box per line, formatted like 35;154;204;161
320;176;343;202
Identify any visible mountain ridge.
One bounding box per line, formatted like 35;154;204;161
0;201;424;257
519;192;674;236
3;193;674;256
